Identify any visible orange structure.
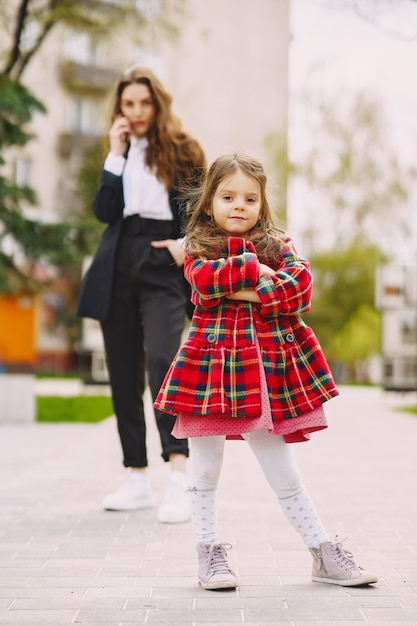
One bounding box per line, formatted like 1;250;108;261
0;293;37;370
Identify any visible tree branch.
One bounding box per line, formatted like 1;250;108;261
3;0;31;76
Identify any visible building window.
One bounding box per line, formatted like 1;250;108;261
64;30;97;65
383;359;393;379
401;314;417;345
402;358;417;380
384;286;402;297
14;158;32;187
67;97;99;135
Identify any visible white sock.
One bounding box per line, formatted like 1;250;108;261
279;486;329;548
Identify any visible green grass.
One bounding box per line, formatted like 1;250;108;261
399;406;417;415
36;395;114;423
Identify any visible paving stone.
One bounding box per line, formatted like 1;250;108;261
0;384;416;623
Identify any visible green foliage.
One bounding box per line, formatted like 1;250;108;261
0;75;46;151
332;304;380;366
306;242;383;334
36;395;114;422
304;242;384;379
398;406;417;416
0;78;102;294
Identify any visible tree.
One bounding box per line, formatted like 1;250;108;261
302;242;385;380
321;0;417;41
1;0;185;81
332;304;381;382
294;92;416;256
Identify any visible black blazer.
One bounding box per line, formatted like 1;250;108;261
76;169;187;321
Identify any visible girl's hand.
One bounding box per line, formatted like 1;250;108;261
151;239;185;267
227;289;261;303
109;116;131;155
259;263;276;277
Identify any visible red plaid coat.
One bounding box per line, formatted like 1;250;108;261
155;236;338;421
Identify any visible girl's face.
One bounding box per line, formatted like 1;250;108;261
211;169;261;236
120;83;156;138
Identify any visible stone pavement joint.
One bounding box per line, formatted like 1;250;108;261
0;384;417;624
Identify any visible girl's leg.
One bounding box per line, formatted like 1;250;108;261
244;430;378;586
189;435;237;590
189;435;226;544
242;430;329;548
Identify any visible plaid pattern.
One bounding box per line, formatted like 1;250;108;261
155;236;338;420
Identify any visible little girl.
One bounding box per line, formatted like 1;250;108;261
154;153;378;590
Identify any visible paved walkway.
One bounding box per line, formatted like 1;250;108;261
0;384;416;625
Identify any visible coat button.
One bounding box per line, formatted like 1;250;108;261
285;333;295;343
207;333;217;343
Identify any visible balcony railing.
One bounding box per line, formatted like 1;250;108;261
56;132;103;158
59;61;119;91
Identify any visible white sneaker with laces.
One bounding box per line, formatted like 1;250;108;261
157;471;190;523
197;542;237;590
102;473;155;511
310;535;378;586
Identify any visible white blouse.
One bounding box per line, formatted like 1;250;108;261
103;136;173;221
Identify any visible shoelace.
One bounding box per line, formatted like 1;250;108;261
330;536;361;571
206;543;233;574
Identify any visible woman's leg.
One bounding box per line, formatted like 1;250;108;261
242;430;329;548
99;236;154;512
140;263;189;462
101;279;147;469
139;263;190;522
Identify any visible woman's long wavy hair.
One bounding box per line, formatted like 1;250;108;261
185;153;285;262
111;65;206;188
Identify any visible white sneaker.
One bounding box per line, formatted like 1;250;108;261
157;471;190;523
310;536;378;586
197;543;237;590
102;473;155;511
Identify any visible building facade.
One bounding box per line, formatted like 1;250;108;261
376;263;417;391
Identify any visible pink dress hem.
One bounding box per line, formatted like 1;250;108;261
172;335;328;443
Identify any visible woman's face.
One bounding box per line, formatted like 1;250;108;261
211;169;261;236
120;83;156;138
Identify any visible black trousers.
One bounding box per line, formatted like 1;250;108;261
100;215;189;468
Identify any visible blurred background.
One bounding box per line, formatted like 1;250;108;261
1;0;417;393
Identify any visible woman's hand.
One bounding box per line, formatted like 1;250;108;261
151;239;185;267
109;116;131;155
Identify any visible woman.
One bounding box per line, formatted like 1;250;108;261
77;65;206;523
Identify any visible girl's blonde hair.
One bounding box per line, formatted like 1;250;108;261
111;65;206;188
185;153;285;261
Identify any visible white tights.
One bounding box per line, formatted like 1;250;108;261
189;429;329;549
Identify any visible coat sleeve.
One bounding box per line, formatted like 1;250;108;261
93;170;125;224
255;237;313;316
185;237;260;308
